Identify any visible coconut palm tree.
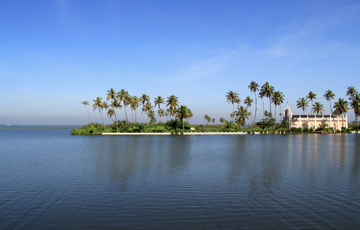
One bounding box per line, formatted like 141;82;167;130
130;96;139;122
166;95;179;119
333;98;349;116
142;102;153;125
186;108;193;122
204;114;211;124
259;90;266;119
312;102;324;115
154;96;165;122
323;90;335;115
277;91;285;120
92;96;105;126
212;118;215;124
226;90;240;122
264;110;272;118
296;97;309;115
235;98;241;109
261;82;274;117
219;117;225;126
110;99;121;126
107;108;115;123
346;86;358;99
350;93;360;131
148;110;157;124
81;100;92;124
235;106;251;130
244;96;253;123
117;89;130;123
307;91;317;115
248;81;260;124
271;91;283;121
176;105;190;130
107;88;117;101
157;108;165;123
165;110;169;121
139;93;150;123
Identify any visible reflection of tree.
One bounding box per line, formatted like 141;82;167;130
227;135;291;199
351;135;360;189
95;136;191;191
166;136;191;175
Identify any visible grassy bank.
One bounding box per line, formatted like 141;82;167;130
71;119;355;135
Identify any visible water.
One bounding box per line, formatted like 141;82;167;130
1;127;359;229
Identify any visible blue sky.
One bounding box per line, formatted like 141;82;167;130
1;0;359;125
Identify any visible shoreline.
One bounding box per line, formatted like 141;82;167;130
102;131;358;135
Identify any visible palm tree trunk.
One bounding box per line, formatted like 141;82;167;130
124;103;128;123
85;105;92;124
232;103;235;123
254;92;257;125
131;110;134;122
99;109;105;127
262;97;264;119
269;98;272;117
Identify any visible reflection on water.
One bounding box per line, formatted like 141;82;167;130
1;129;360;229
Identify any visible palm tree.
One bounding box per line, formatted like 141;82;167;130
235;97;241;109
107;88;117;101
212;118;215;124
346;86;358;99
204;114;211;124
333;98;349;116
261;82;274;117
81;100;92;124
176;105;190;130
157;108;165;123
147;110;157;124
264;110;272;118
226;90;239;122
117;89;130;123
165;110;169;121
312;102;324;115
248;81;260;124
350;93;360;131
107;108;115;123
154;96;165;122
92;96;105;126
130;96;139;122
278;92;285;120
323;89;335;115
110;99;121;126
139;93;150;123
296;97;309;115
166;95;179;119
244;96;253;123
186;108;193;123
142;102;153;125
307;91;317;115
271;91;283;121
235;106;251;130
259;90;266;119
219;117;225;126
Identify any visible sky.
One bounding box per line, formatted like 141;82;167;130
1;0;359;125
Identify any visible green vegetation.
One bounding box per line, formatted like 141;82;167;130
75;83;359;135
71;120;192;135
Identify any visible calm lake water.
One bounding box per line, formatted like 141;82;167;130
1;127;360;229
